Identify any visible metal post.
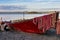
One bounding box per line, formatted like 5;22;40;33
23;12;24;20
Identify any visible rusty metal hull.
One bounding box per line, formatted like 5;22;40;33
9;12;58;34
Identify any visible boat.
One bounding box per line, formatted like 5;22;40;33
8;11;59;34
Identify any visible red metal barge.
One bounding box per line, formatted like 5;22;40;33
7;11;59;34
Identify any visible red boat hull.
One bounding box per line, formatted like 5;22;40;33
9;12;58;34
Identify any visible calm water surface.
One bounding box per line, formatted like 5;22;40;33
0;12;59;21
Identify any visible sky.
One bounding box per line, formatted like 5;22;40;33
0;0;60;11
0;0;60;21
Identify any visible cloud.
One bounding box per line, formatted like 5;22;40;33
0;0;60;11
0;2;60;12
0;5;27;10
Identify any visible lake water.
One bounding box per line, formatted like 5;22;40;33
0;12;59;21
